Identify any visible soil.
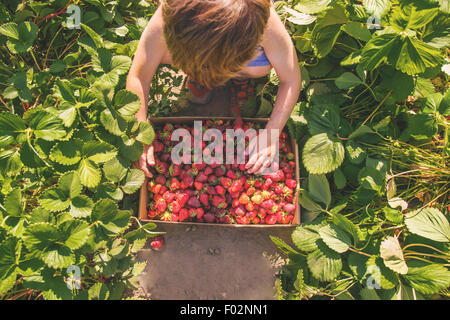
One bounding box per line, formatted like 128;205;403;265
135;85;297;300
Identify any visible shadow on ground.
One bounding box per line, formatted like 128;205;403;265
136;86;296;299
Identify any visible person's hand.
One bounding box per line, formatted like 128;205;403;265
133;144;155;178
245;133;278;175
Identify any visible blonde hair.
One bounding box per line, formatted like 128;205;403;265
162;0;271;89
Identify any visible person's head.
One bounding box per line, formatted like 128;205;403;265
162;0;271;88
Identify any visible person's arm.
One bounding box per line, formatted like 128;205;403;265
127;7;165;177
246;7;302;174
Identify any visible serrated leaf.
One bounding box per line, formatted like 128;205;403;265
307;104;341;136
333;168;347;189
50;140;82;165
29;111;66;141
82;141;117;163
307;241;342;281
366;256;398;289
100;108;127;136
59;220;90;250
4;188;22;217
70;195;94;218
291;225;321;252
331;212;361;244
88;282;109;300
0;112;26;147
78;159;101;188
335;72;363;89
114;89;141;117
363;0;391;17
294;0;332;14
0;237;20;280
121;169;145;194
404;207;450;242
59;171;82;198
380;236;408;274
342;22;372;41
136;122;155;145
403;261;450;295
303;133;345;174
39;188;70;212
270;236;300;255
318;224;351;253
103;158;127;183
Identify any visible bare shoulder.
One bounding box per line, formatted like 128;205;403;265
142;6;165;42
261;7;292;46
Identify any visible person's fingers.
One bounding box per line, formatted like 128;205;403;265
246;149;259;170
247;152;268;174
256;158;272;175
147;145;155;166
139;154;153;178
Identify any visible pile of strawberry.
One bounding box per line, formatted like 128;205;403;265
147;120;297;225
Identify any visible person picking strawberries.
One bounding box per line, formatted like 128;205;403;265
127;0;301;177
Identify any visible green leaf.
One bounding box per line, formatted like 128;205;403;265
380;236;408;274
4;188;22;217
100;108;127;136
59;220;90;250
307;241;342;281
333;168;347;189
0;237;20;280
270;236;300;255
348;126;374;140
383;207;403;224
366;256;398;289
335;72;363;89
0;22;38;53
50;60;66;74
50;140;83;165
284;6;316;25
342;22;372;42
59;171;82;199
70;195;94;218
29;111;66;141
363;0;392;17
39;188;70;212
405;113;438;140
78;159;101;188
332;212;361;244
291;225;321;252
114;89;141;118
81;23;104;48
256;97;273;117
294;0;332;14
303;133;345;174
103;158;127;183
0;112;26;147
88;282;110;300
319;224;351;253
82;141;117;163
121;169;145;194
404;207;450;242
358;167;384;193
308;174;331;208
307;104;341;136
299;190;323;213
136;122;155;145
403;261;450;295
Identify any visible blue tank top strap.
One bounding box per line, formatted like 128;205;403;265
247;46;271;67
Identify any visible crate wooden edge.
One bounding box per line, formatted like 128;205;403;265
138;116;301;227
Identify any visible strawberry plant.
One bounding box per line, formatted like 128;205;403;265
0;0;164;300
270;0;450;300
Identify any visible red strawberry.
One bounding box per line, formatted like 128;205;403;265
232;198;240;208
215;185;226;196
235;206;246;217
152;140;164;153
208;175;218;185
159;185;168;195
212;195;227;208
155;199;167;212
226;170;237;179
254;179;262;188
168;200;181;213
218;215;232;224
261;199;275;210
188;196;201;208
151;184;162;194
239;163;246;171
236;216;250;225
163;191;176;203
215;165;226;177
155;175;166;185
274;184;283;194
203;213;216;223
219;177;232;189
176;191;189;206
258;207;267;218
150;235;165;250
199;193;210;207
229;190;240;198
230;180;243;193
245;202;255;212
204;166;213;175
179;208;189;222
265;214;277;225
155;161;168;175
261;190;271;200
181;174;194;189
148;209;157;219
154;194;162;201
246;187;255;196
246;210;257;219
171;213;179;222
285;179;297;190
189;207;204;219
170;178;181;191
252;217;261;224
205;184;217;195
284;203;296;213
251;193;263;205
194;181;203;191
195;172;208;183
261;178;273;190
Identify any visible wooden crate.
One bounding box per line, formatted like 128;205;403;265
138;117;300;227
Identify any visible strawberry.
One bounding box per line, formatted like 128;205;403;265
265;214;277;225
155;161;168;175
284;203;296;213
251;193;263;205
239;163;246;172
230;180;243;193
150;235;165;251
245;202;255;212
148;209;158;219
218;215;232;224
163;191;176;203
246;186;256;196
181;174;194;189
155;199;167;212
168;200;181;213
170;178;181;191
285;179;297;190
179;208;189;222
152;140;164;153
229;190;240;198
239;193;249;205
189;207;204;219
212;195;227;208
215;185;226;196
254;179;262;188
208;174;218;185
204;166;213;176
261;199;275;210
246;210;257;219
187;196;201;208
274;184;283;194
252;217;261;224
151;184;162;194
155;174;166;185
159;185;168;195
194;181;203;191
236;216;250;225
226;169;237;179
235;206;246;217
154;194;162;201
261;178;273;190
171;213;179;222
232;198;240;208
203;213;216;223
176;191;190;206
199;193;210;207
160;211;172;221
258;207;267;218
205;184;217;195
215;165;226;177
261;190;271;200
219;177;232;189
195;172;208;183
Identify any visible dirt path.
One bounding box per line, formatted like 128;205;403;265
136;85;296;300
